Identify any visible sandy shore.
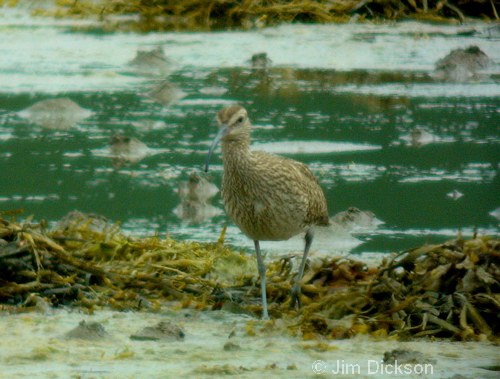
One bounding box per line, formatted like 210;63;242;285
0;307;498;379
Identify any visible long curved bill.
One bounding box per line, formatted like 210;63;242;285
204;126;229;172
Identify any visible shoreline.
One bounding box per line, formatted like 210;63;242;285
0;307;498;378
4;0;499;33
1;214;498;341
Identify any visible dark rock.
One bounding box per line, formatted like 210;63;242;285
64;320;109;340
130;321;185;341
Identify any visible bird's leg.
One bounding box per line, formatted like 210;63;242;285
254;240;270;320
291;229;313;309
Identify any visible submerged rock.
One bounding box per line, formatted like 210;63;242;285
64;320;109;340
109;135;151;166
146;80;186;106
489;207;500;221
55;211;113;237
18;98;93;130
434;46;493;82
131;119;168;131
395;127;455;148
198;86;228;96
24;294;52;314
447;189;464;200
383;349;436;365
173;202;222;223
401;128;437;148
130;321;185;341
220;301;255;317
331;207;383;232
128;46;173;76
174;172;221;223
223;341;241;351
249;52;272;69
177;172;218;203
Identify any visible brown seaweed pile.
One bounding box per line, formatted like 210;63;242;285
0;212;256;312
291;237;499;341
0;213;498;341
26;0;499;32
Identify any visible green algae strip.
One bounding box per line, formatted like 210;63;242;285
0;212;498;341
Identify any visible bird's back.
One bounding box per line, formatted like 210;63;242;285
222;150;329;241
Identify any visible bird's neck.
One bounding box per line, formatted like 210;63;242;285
221;135;252;170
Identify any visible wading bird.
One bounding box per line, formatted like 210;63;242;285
205;105;329;319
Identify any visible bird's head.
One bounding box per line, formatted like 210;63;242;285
205;105;251;172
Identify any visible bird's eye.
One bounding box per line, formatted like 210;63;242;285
237;116;244;123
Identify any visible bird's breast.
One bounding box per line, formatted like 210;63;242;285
219;149;328;240
221;174;306;241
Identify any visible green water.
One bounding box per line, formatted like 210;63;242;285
1;68;498;253
0;19;499;255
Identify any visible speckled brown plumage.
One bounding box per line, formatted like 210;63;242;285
205;105;330;319
223;145;328;242
216;106;328;239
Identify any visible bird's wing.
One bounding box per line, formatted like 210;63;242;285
251;151;329;225
252;151;319;185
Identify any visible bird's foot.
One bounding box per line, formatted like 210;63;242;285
291;283;302;309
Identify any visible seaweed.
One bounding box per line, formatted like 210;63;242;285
22;1;500;32
0;212;255;312
289;237;499;341
0;213;498;341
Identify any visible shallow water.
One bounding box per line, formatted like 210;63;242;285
0;9;499;258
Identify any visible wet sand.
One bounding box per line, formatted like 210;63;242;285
1;307;497;378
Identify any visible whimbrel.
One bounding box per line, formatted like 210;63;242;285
205;105;329;319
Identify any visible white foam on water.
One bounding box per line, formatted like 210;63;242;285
333;82;500;98
375;226;499;237
1;11;499;94
253;141;382;154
